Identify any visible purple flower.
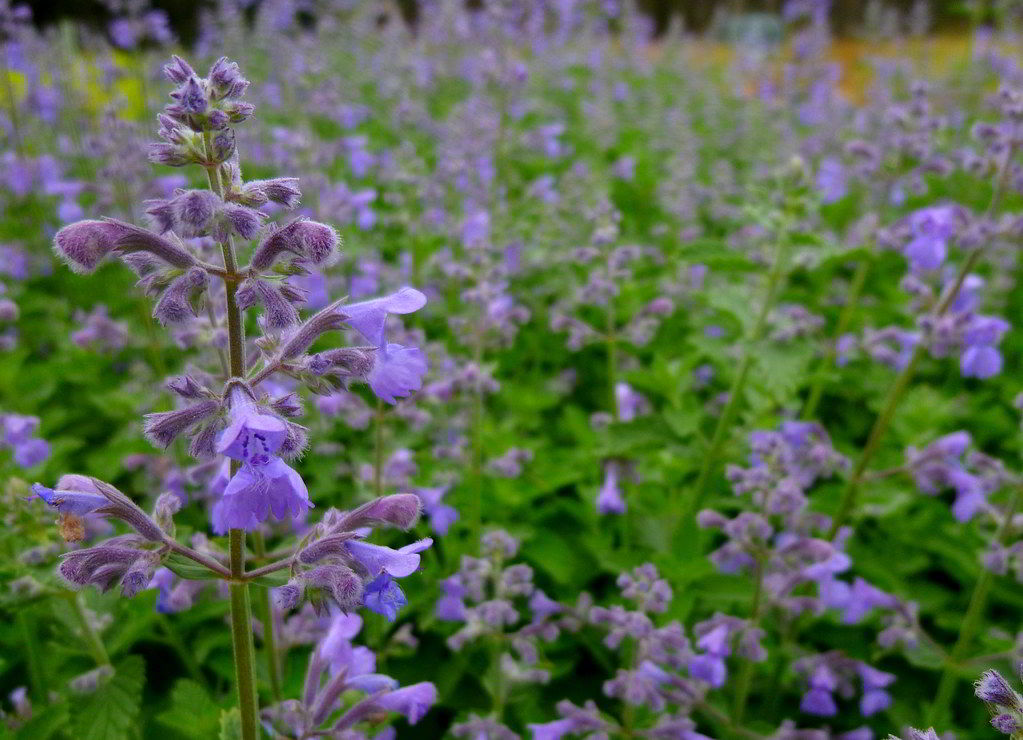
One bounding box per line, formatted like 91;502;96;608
32;482;108;515
596;461;626;515
435;575;467;621
367;343;428;404
961;344;1003;378
373;682;437;724
211;458;310;533
345;538;432;578
362;574;408;621
212;389;311;533
217;390;288;466
340;287;428;348
688;625;730;687
801;665;838;716
903;205;963;273
414;484;458;535
816;157;847;204
858;663;895;716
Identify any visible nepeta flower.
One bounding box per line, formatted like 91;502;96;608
211;388;311;533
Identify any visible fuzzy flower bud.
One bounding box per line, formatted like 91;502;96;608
143;399;220;447
250;219;340;271
152;267;207;325
976;670;1022;710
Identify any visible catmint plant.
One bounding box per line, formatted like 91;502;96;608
36;54;433;739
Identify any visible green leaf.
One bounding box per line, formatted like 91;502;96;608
14;700;69;740
163;553;222;581
219;708;242;740
248;571;289;587
156;680;222;738
71;656;144;740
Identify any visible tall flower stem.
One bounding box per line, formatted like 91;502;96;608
684;229;790;519
203;132;259;740
252;531;282;706
374;400;385;498
826;145;1016;538
927;483;1023;726
801;252;872;420
731;556;765;726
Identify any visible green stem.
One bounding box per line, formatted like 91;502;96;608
826;343;925;539
18;612;46;701
802;254;871;420
374;400;385;498
252;532;282;706
828;143;1015;537
686;232;789;517
927;484;1023;726
732;558;765;725
68;592;110;666
204;130;259;740
229;531;259;740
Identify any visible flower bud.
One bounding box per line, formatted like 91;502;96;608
53;220;129;273
977;670;1022;710
297;532;359;564
304;564;363;612
243;178;301;209
152;267;207;325
143;399;220;447
337;494;422;532
250;219;340;271
308;347;375;378
236;278;299;331
162;55;196;84
273;581;303;611
121;552;160;598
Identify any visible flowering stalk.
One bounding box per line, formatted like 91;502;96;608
730;555;765;726
685;222;791;520
801;252;872;420
927;482;1023;726
827;143;1016;538
198;119;260;740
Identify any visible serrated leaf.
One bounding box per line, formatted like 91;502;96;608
71;656;144;740
156;680;221;738
14;700;69;740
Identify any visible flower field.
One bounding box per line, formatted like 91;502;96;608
3;1;1023;738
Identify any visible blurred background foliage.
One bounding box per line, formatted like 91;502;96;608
20;0;1023;43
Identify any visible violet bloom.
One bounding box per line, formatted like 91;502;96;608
435;575;467;622
960;315;1010;379
413;484;458;535
345;538;432;621
596;461;626;515
2;414;50;468
904;205;962;273
688;624;729;687
615;382;649;422
816;157;847;204
212;388;311;533
336;287;428;404
368;343;428;404
800;664;838;716
858;663;895;716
